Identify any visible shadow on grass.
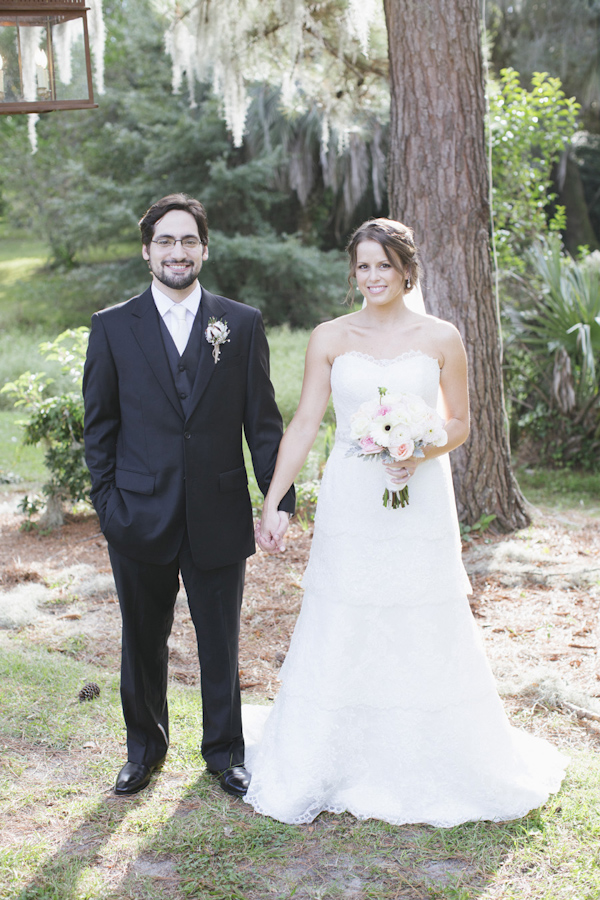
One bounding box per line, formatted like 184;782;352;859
15;791;150;900
10;753;567;900
98;770;541;900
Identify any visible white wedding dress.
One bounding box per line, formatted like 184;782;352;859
244;351;567;826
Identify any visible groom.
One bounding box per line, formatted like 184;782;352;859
83;194;294;797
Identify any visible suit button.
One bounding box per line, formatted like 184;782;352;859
179;392;187;399
184;432;191;439
178;364;185;372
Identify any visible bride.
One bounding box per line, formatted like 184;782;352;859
247;218;566;827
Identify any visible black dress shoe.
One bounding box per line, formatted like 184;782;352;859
114;758;165;795
208;765;250;797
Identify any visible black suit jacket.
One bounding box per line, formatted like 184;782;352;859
83;286;294;570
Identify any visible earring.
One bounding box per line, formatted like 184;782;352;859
405;276;411;290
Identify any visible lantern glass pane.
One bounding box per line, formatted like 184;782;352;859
0;20;20;103
50;15;89;101
0;13;91;107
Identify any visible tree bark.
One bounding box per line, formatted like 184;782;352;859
557;154;600;256
384;0;530;531
39;493;65;530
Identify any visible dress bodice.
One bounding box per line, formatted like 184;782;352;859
330;350;441;444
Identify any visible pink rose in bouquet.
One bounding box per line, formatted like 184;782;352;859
388;438;415;462
359;435;382;454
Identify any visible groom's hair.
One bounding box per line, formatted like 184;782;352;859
139;194;209;247
345;218;422;301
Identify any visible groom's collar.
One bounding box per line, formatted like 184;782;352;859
151;282;201;318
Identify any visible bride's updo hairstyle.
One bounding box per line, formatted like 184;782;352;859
345;218;421;304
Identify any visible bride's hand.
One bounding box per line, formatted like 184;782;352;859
255;509;290;554
383;457;420;486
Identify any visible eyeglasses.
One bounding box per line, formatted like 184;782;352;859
151;237;203;250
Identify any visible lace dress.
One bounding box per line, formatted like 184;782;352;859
243;351;567;826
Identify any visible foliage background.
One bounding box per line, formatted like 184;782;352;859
0;0;599;495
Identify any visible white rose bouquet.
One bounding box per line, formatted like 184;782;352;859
346;386;448;509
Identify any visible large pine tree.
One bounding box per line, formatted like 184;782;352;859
384;0;529;530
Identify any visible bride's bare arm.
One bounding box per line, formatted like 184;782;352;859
385;323;469;484
257;325;334;550
434;322;470;453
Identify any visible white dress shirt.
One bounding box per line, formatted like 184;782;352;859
152;282;202;355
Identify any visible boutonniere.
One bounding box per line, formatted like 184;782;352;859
205;317;230;364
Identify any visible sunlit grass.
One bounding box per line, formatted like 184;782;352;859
0;410;46;482
517;465;600;514
1;635;599;900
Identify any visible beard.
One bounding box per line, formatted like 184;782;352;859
150;258;201;291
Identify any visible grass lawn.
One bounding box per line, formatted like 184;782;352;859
516;466;600;516
0;635;599;900
0;231;49;331
0;221;147;334
0;410;46;483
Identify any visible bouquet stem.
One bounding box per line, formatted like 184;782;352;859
382;486;409;509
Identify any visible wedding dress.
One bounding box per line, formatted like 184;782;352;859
244;351;567;826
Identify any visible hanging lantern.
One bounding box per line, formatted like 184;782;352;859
0;0;96;114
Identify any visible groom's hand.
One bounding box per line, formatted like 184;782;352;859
255;510;290;554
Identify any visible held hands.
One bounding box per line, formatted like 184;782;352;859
255;510;290;554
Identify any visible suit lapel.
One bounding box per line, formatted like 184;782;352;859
129;288;184;419
186;289;228;419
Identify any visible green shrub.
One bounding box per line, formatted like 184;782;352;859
0;331;71;410
489;69;579;272
1;328;90;527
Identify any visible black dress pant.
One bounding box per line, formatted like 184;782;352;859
108;532;246;772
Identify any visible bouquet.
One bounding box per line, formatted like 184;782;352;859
346;386;448;508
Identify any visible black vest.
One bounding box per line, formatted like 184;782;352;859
159;309;203;419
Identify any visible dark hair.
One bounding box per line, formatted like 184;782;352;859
345;218;421;302
138;193;209;247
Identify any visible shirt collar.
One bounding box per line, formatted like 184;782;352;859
152;281;202;318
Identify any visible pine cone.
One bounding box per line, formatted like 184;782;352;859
78;682;101;702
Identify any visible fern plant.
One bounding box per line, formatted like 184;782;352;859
511;237;600;466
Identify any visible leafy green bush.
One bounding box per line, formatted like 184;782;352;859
0;330;71;410
489;69;579;272
0;328;90;527
268;325;338;426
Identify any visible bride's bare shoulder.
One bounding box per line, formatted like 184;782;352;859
309;313;360;359
422;314;463;343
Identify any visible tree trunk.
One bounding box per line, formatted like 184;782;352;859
384;0;530;531
39;493;66;530
557;154;600;256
